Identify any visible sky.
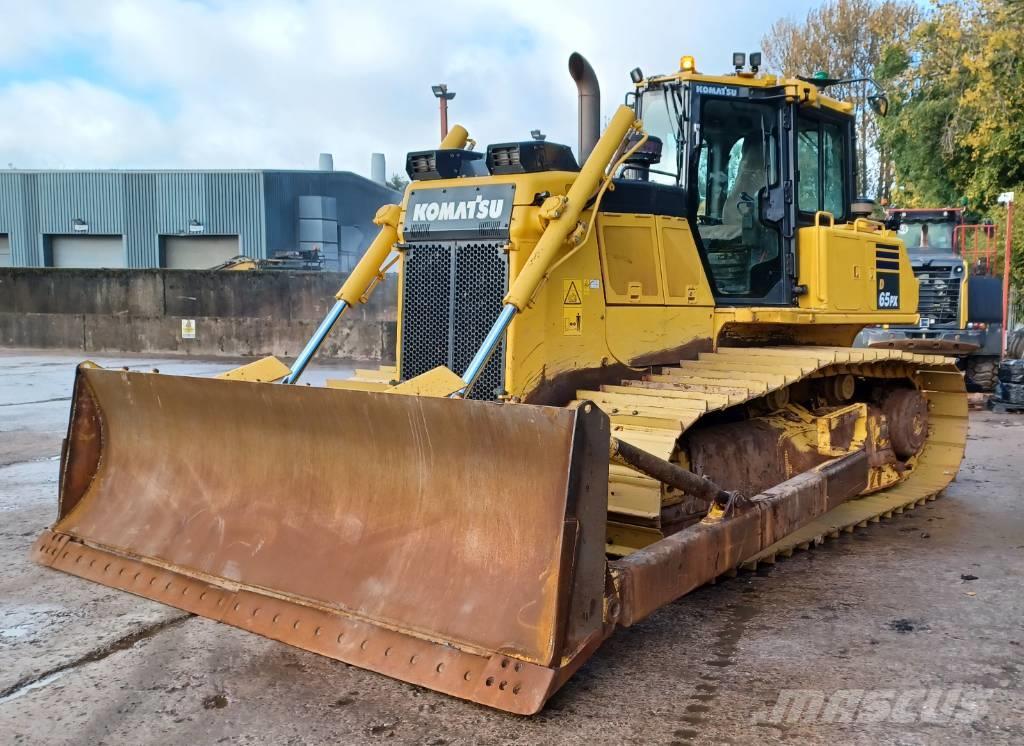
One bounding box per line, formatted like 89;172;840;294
0;0;824;180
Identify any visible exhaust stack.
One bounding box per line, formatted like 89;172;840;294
568;52;600;164
370;152;386;184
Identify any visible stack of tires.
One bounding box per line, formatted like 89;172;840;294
991;358;1024;410
966;356;998;391
1008;329;1024;360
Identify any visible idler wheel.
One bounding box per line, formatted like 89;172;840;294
880;388;928;460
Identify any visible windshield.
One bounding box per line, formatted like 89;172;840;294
693;97;782;297
897;220;955;251
637;86;683;185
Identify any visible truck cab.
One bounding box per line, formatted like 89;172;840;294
854;207;1003;388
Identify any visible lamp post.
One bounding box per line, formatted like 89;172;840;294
998;191;1015;357
431;84;456;140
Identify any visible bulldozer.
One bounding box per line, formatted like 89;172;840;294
32;52;967;715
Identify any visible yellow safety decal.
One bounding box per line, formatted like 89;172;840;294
562;279;582;305
563;307;582;336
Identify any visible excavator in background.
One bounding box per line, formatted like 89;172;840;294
32;51;967;715
855;207;1003;389
211;247;325;271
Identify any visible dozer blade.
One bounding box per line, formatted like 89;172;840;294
33;365;610;715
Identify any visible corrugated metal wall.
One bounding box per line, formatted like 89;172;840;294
0;170;266;267
0;173;34;266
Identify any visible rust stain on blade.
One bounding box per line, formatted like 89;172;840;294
31;530;562;714
35;366;611;713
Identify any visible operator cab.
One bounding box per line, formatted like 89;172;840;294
625;55;857;306
888;208;962;257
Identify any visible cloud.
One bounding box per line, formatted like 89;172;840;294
0;0;821;176
0;79;168;167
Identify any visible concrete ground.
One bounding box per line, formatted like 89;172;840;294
1;349;1022;745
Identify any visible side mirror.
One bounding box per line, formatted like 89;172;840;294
868;94;889;117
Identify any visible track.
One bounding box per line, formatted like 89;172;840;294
572;346;968;559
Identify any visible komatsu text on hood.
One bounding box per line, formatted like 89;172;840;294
403;184;515;241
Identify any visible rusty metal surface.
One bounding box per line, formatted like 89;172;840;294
866;338;980;355
31;530;559;715
864;405;898;469
881;388;929;459
611;451;869;626
608;436;729;503
57;371;102;519
819;404;861;453
35;365;611;714
686;417;828;497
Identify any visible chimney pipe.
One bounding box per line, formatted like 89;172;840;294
370;153;386;185
318;152;334;171
568;52;600;164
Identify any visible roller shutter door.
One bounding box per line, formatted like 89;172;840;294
50;235;125;268
0;234;10;267
161;235;241;269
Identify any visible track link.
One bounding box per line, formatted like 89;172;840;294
572;346;968;558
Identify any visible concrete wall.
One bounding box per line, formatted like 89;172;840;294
0;268;398;363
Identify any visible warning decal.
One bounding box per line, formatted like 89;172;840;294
563;308;582;336
562;279;582;305
181;319;196;339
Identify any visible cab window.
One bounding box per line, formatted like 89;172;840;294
898;220;956;250
637;86;683;185
797;116;847;220
693;98;782;298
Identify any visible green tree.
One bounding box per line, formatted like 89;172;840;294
768;1;1024;294
762;0;920;201
386;173;409;192
877;1;1024;288
875;1;983;207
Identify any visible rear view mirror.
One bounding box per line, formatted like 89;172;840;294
869;94;889;117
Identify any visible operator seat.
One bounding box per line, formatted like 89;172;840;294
700;136;764;242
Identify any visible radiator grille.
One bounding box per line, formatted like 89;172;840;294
400;242;509;400
399;245;451;382
914;265;961;325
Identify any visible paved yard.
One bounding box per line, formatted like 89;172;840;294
1;350;1022;744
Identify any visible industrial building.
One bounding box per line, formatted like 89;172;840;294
0;154;396;272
